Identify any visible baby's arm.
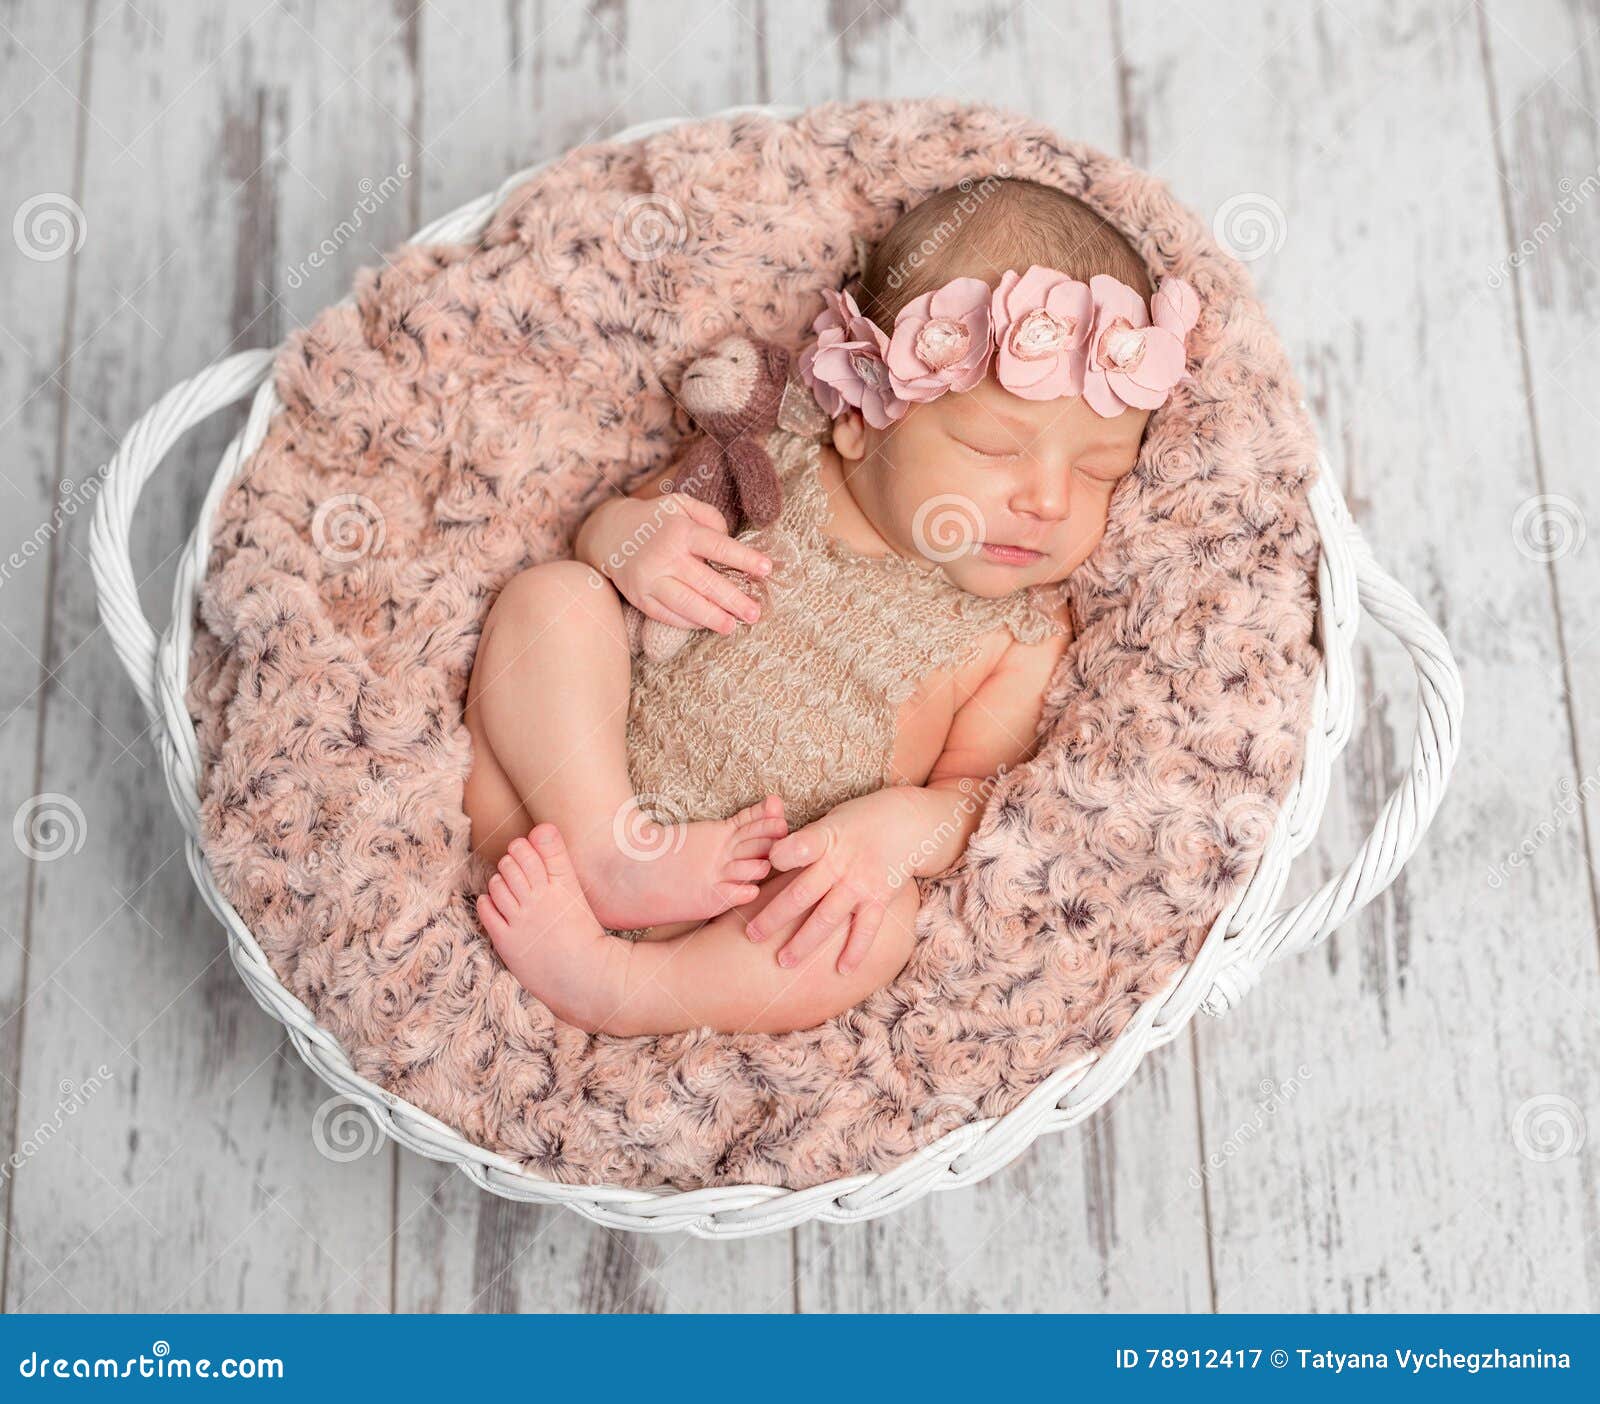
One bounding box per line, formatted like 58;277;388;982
746;622;1071;971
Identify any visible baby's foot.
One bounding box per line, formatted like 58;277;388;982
476;825;623;1033
577;795;787;930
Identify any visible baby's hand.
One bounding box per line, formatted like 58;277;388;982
580;494;771;635
745;791;914;974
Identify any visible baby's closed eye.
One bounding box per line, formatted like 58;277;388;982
951;433;1020;460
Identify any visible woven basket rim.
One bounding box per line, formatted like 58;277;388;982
86;102;1463;1237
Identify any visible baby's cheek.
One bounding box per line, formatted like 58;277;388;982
914;476;1000;554
1063;515;1112;575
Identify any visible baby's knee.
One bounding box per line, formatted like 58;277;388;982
497;560;608;615
489;560;622;647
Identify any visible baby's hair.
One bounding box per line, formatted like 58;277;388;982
857;177;1150;333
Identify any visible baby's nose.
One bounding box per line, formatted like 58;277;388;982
1015;474;1071;521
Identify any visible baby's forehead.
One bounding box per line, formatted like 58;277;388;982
934;381;1144;447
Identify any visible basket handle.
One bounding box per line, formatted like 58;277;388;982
1202;509;1464;1013
89;350;277;725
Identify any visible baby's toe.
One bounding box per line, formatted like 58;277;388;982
726;857;771;884
507;828;558;893
733;831;778;860
734;812;789;845
487;873;519;915
527;824;575;881
733;796;786;830
497;853;532;901
715;880;762;908
476;892;510;941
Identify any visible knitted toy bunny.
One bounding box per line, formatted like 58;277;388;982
624;334;790;663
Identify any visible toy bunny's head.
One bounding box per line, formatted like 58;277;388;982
679;334;791;438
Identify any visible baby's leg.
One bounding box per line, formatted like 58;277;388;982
478;825;918;1036
465;561;785;928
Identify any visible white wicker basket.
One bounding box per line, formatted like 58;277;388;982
88;107;1463;1238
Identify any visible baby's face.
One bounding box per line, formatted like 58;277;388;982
833;373;1150;598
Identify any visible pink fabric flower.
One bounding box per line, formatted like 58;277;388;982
1082;274;1191;416
989;266;1093;401
1152;277;1200;338
801;271;1198;423
885;276;992;401
798;287;906;429
797;328;846;418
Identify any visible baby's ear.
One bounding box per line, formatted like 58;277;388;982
830;409;867;461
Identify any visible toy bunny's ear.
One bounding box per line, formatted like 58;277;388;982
726;438;782;528
762;341;791;384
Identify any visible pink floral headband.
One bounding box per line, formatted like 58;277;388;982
798;267;1199;428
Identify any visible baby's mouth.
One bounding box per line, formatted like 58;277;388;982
977;542;1046;566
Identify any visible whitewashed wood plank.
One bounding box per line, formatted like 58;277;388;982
1477;0;1600;1308
1123;0;1600;1311
394;1171;799;1313
395;0;795;1310
4;0;421;1312
0;0;93;1306
797;1055;1214;1312
762;0;1123;160
759;0;1215;1311
419;0;766;222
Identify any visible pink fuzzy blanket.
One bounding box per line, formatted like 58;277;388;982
189;101;1321;1190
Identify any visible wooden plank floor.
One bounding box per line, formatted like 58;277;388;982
0;0;1593;1313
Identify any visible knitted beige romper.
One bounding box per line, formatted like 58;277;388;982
624;380;1067;832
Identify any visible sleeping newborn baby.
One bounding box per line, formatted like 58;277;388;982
464;176;1197;1036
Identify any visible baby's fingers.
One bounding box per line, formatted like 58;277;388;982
769;820;833;872
638;597;701;632
694;527;772;580
682;562;760;625
837;901;885;975
776;887;856;969
668;494;729;534
657;577;739;634
744;863;832;942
